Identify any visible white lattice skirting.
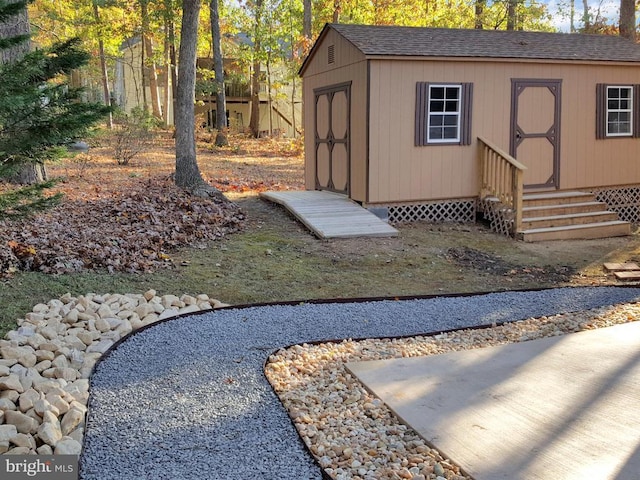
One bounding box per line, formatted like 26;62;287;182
387;199;476;224
480;198;514;236
592;186;640;224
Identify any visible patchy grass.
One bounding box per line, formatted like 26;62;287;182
1;130;639;337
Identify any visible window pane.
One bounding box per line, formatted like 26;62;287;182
430;100;444;112
609;88;620;99
444;115;457;126
431;87;444;99
620;111;631;122
620;99;630;109
445;100;459;112
621;89;630;98
431;115;444;126
445;88;458;99
608;99;619;110
443;127;457;139
429;127;442;139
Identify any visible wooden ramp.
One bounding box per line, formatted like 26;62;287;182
260;190;398;239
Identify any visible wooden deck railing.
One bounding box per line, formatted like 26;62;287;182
478;136;527;234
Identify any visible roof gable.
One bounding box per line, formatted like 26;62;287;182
301;23;640;74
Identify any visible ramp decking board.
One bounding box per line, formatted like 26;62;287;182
260;190;398;239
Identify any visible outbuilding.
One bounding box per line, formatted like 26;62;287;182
299;23;640;240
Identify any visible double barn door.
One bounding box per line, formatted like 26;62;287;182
314;82;351;194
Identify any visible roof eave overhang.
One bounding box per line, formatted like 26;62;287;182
362;54;640;66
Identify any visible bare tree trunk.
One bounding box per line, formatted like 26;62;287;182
474;0;485;29
582;0;590;31
249;0;263;138
291;76;297;137
333;0;341;23
619;0;636;40
210;0;228;146
0;0;29;64
267;52;273;136
175;0;225;200
0;0;45;184
303;0;312;39
506;0;516;30
140;0;163;120
168;19;178;122
570;0;575;32
175;0;204;188
93;1;113;129
249;61;261;137
163;21;171;127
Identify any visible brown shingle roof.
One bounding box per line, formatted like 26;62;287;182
328;23;640;63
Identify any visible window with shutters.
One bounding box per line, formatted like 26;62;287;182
596;83;640;139
415;82;473;146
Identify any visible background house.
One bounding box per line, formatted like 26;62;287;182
114;37;301;138
300;23;640;240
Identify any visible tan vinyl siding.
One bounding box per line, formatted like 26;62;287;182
303;29;368;202
366;58;640;204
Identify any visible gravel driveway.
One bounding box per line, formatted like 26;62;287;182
80;287;640;480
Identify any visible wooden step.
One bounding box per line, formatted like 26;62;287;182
614;271;640;281
521;211;620;229
523;191;596;207
518;221;631;242
604;262;640;271
522;201;607;218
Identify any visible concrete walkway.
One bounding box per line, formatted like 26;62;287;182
260;190;398;238
347;321;640;480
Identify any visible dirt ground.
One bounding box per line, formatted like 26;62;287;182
45;130;640;292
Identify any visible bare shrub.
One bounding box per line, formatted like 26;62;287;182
111;107;161;165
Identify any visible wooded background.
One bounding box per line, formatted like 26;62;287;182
24;0;636;133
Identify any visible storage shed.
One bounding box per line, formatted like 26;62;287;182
299;24;640;240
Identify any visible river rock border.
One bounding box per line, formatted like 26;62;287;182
0;291;227;455
265;302;640;480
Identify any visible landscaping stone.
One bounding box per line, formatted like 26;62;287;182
0;291;226;455
55;437;81;455
37;420;62;446
0;424;18;442
18;388;40;412
5;410;39;434
11;433;36;449
60;409;84;436
0;373;25;393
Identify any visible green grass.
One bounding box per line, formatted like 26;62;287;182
1;195;631;337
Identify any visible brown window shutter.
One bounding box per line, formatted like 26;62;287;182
415;82;429;146
460;83;473;146
634;84;640;138
596;83;606;139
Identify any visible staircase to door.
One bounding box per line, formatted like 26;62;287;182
517;191;630;242
478;137;631;242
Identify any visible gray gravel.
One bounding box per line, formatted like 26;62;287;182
80;287;640;480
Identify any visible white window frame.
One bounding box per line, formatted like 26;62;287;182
606;85;633;137
427;84;462;144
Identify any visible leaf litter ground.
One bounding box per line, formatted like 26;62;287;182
1;130;640;290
